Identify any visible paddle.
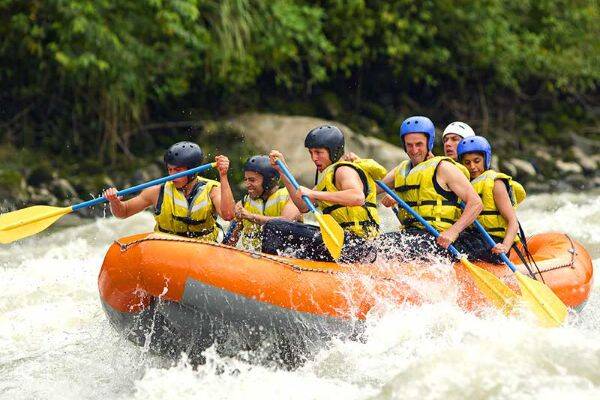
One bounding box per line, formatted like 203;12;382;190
0;162;216;244
376;180;518;314
275;159;344;260
463;208;568;327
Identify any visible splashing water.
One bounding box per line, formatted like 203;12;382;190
0;190;598;399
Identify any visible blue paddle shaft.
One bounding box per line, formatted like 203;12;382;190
456;202;517;272
71;162;215;212
376;180;461;258
477;221;516;272
276;159;318;214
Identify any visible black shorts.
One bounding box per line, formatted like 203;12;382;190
261;219;376;263
375;228;501;263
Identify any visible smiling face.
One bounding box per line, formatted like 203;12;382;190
243;170;264;199
443;133;463;160
308;148;332;172
403;133;429;165
461;153;486;179
167;165;190;188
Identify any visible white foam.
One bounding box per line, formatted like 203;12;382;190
0;191;598;399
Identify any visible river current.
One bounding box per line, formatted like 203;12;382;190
0;190;598;399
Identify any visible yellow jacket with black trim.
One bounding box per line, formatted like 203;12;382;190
393;156;470;232
154;177;220;241
314;159;385;239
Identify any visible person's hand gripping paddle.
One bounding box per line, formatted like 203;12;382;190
0;162;216;244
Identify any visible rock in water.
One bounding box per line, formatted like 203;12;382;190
228;113;408;185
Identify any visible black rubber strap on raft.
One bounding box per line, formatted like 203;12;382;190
517;222;544;283
510;243;540;281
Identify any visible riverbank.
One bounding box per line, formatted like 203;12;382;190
1;114;598;216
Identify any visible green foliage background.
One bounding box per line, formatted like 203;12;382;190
1;0;599;165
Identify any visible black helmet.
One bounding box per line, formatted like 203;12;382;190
244;155;280;192
164;141;204;169
304;125;345;163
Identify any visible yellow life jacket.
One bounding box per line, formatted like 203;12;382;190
452;163;472;221
393;156;470;232
240;187;290;251
456;163;471;180
471;169;526;240
314;159;384;239
154;177;220;241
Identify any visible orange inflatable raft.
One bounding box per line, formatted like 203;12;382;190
98;231;593;363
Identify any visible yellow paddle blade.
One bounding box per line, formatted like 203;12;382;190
460;257;519;315
515;271;568;327
0;205;72;244
314;213;344;260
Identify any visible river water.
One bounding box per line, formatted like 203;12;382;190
0;191;598;399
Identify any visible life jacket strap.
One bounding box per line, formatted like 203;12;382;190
394;184;420;193
157;225;215;238
172;215;208;226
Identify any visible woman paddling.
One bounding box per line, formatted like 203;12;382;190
457;136;526;263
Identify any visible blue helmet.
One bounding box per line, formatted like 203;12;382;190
399;116;435;151
457;136;492;169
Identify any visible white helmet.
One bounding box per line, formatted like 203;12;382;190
442;121;475;139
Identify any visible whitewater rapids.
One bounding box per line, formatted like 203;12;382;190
0;191;598;399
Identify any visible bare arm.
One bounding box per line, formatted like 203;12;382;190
287;188;308;213
492;179;518;253
211;155;235;221
377;166;397;194
280;199;301;221
269;150;309;212
378;166;399;207
103;186;159;219
306;166;365;206
436;161;483;248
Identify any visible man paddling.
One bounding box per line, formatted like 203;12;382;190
378;116;484;259
104;141;235;241
263;125;386;262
